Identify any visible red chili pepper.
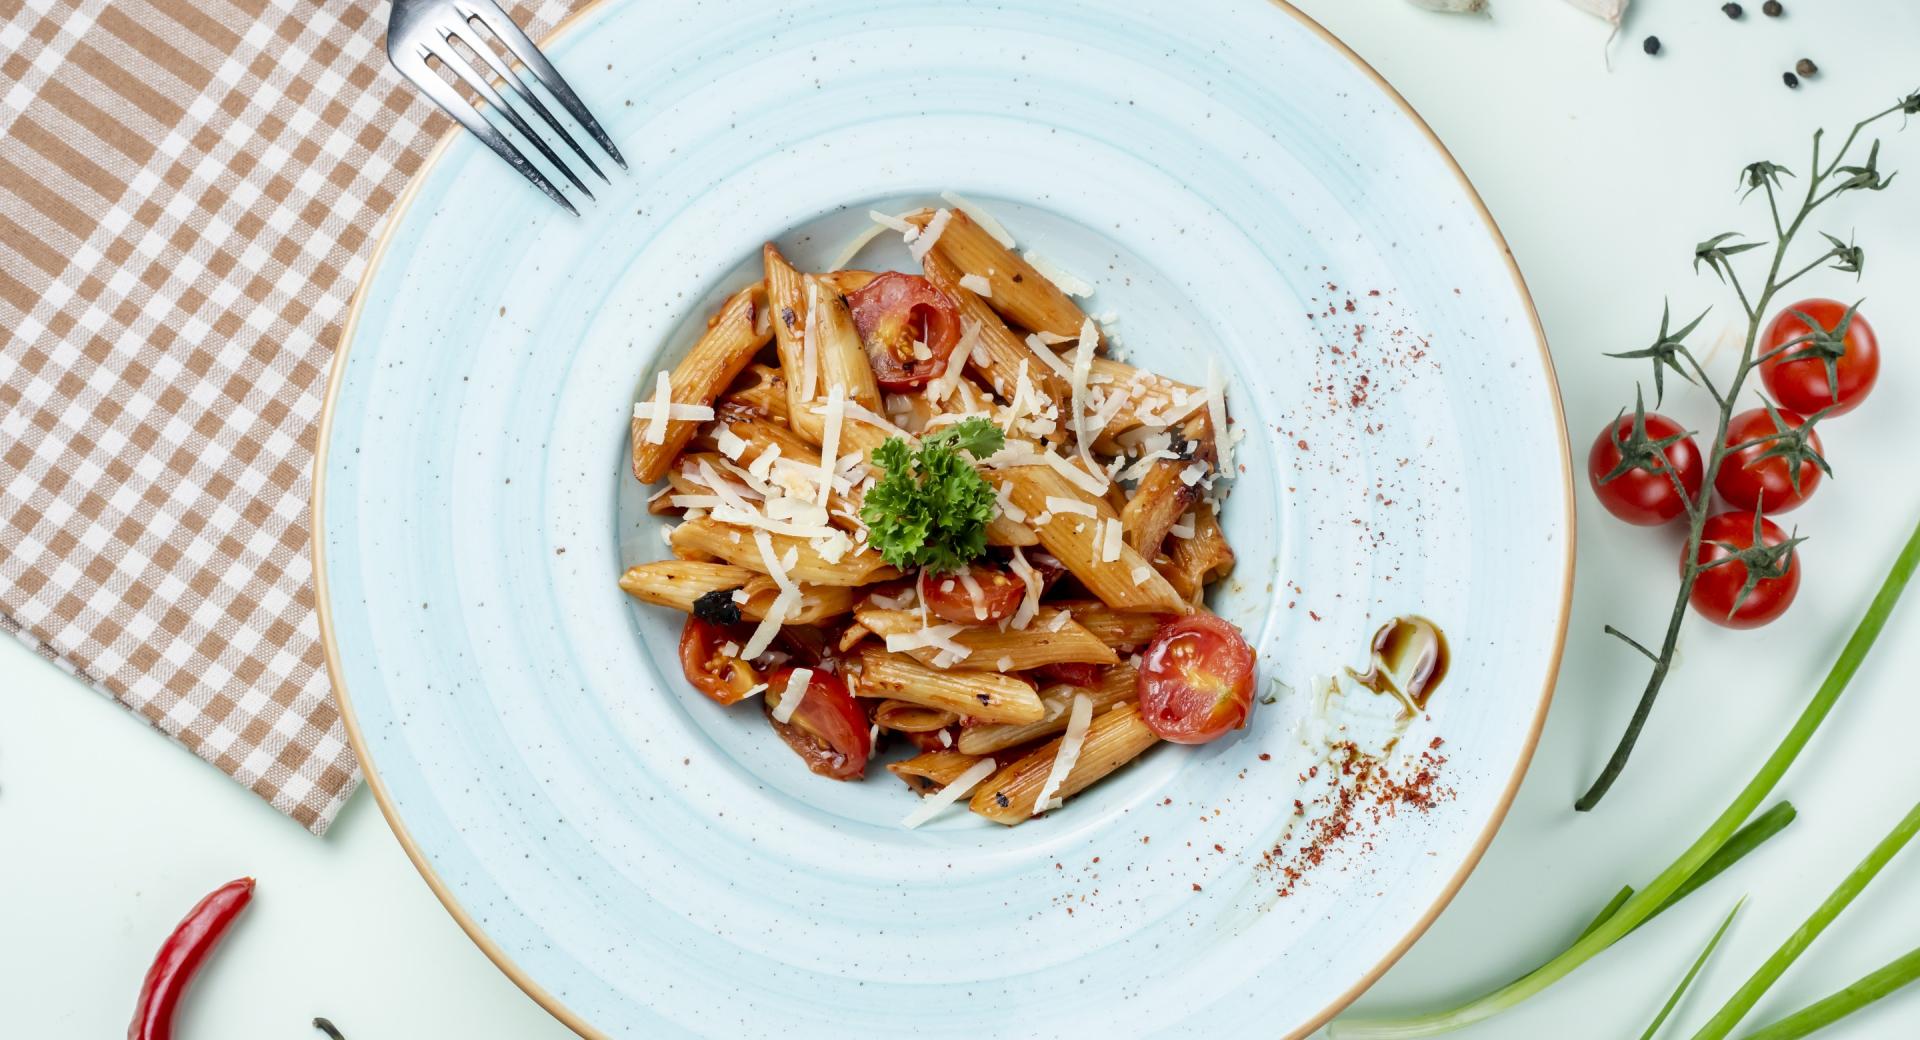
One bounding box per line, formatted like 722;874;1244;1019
128;877;255;1040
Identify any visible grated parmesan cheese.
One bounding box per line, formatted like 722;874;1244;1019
771;667;812;724
938;728;954;748
1032;694;1093;814
1070;320;1100;475
909;208;952;262
901;757;996;829
741;587;798;659
1044;609;1073;632
1044;495;1096;518
1007;547;1042;630
1024;333;1077;381
940;191;1016;248
1205;359;1232;475
958;273;993;297
813;387;845;508
631;372;715;442
1022;251;1094;297
1099;518;1123;563
715;425;747;460
1130;565;1153;584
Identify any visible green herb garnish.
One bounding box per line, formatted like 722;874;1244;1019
860;417;1005;574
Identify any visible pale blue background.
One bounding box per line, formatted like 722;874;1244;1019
4;1;1919;1037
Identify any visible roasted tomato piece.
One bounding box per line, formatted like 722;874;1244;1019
765;666;871;780
1033;662;1104;688
1137;614;1257;744
678;616;761;705
922;564;1025;624
848;272;962;391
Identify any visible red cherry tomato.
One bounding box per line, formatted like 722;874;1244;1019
1588;411;1704;526
848;272;961;390
922;564;1025;625
678;616;761;705
1760;299;1879;416
1033;662;1104;688
1137;614;1257;744
1687;512;1801;629
1714;407;1823;514
765;667;871;780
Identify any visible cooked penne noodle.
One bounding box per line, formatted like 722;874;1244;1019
837;621;872;653
996;465;1188;614
717;363;789;422
1057;600;1169;650
1164;501;1235;603
819;269;878;295
762;243;813;425
669;517;899;586
804;273;883;413
631;284;772;483
921;210;1086;339
921;249;1071;414
854;608;1117;672
958;664;1139;755
985;513;1041;546
888;748;984;792
617;561;755;613
969;702;1159;824
873;699;961;733
738;575;855;624
1121;416;1211;556
1088;359;1204;445
852;649;1044;725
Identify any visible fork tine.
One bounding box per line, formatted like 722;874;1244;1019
434;28;595;201
456;0;627;169
395;50;579;216
459;17;607;184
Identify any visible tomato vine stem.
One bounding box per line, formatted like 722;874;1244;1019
1576;98;1913;812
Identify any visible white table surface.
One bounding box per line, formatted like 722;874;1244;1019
6;2;1920;1037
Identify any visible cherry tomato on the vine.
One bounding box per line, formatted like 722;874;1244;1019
1588;411;1704;526
1760;299;1879;417
1136;613;1257;744
848;272;962;391
1714;407;1825;514
1686;511;1801;629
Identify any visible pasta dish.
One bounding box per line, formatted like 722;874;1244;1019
619;198;1258;827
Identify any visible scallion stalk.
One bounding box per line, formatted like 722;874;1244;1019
1737;944;1920;1040
1329;511;1920;1040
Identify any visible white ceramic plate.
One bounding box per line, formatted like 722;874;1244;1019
314;1;1572;1036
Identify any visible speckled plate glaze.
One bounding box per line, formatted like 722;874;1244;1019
313;2;1572;1037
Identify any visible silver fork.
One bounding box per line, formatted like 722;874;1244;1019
388;0;625;215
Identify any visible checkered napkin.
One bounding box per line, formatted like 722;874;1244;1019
0;0;578;832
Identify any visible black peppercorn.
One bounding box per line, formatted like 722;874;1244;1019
1795;58;1817;77
1783;71;1801;89
1762;0;1783;14
1722;2;1743;17
1643;35;1661;55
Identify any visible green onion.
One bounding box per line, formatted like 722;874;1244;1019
1329;511;1920;1040
1689;799;1920;1039
1639;899;1744;1040
1738;944;1920;1040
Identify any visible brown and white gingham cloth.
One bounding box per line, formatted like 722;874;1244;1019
0;0;580;832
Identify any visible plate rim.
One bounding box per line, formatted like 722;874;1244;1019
309;3;1576;1036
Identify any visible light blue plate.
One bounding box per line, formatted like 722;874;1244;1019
314;2;1573;1036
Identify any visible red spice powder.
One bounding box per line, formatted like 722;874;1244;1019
1258;740;1453;898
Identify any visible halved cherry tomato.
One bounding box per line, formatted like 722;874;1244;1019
1588;411;1703;526
1714;407;1824;514
1137;614;1257;744
678;616;760;705
1033;662;1104;688
765;666;871;780
848;272;961;390
1687;512;1801;629
1760;299;1878;416
922;564;1025;624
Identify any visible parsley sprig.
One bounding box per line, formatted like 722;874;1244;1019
860;417;1005;573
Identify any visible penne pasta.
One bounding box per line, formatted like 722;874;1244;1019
762;243;813;426
968;702;1160;824
958;664;1139;755
717;363;791;423
631;283;773;483
1163;501;1235;604
995;464;1189;614
921;248;1071;415
804;273;883;414
873;699;961;733
921;210;1086;339
1121;415;1212;556
1057;600;1169;650
888;748;985;792
669;517;899;587
617;562;853;624
819;268;878;296
854;607;1117;672
852;648;1045;725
